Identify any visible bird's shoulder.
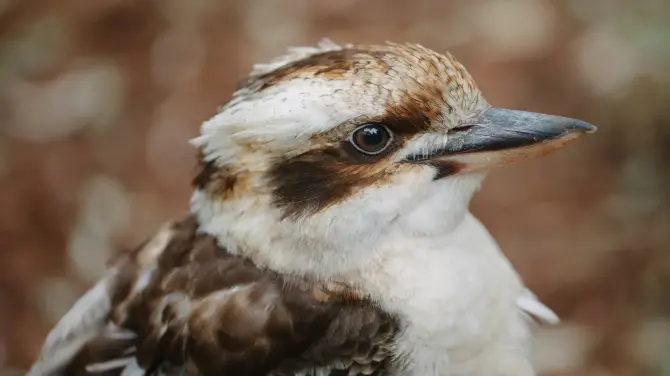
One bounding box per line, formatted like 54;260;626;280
28;215;400;376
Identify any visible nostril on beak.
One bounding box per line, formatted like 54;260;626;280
449;124;474;134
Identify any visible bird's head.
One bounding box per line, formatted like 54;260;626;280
190;40;595;278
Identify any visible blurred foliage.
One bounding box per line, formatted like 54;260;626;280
0;0;669;375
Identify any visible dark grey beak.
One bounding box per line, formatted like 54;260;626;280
405;108;597;176
443;108;597;155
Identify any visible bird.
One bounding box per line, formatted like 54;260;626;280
27;39;596;376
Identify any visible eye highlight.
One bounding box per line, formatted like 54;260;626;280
349;123;393;155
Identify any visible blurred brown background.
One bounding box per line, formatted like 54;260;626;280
0;0;669;375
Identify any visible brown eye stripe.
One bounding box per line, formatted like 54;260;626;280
268;146;391;219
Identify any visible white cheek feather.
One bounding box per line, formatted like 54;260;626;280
396;172;485;236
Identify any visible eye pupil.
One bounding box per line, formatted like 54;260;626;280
362;127;383;144
351;124;393;155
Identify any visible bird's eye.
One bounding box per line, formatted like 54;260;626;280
350;124;393;155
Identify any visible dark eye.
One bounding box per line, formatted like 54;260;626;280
350;124;393;155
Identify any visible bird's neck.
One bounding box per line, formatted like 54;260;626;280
350;214;532;376
349;212;523;322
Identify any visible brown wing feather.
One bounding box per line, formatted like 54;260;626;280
45;216;399;376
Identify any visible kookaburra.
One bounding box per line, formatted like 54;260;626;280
28;40;596;376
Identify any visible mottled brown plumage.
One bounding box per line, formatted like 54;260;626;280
50;216;398;376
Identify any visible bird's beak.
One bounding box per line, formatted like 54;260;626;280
407;108;597;175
